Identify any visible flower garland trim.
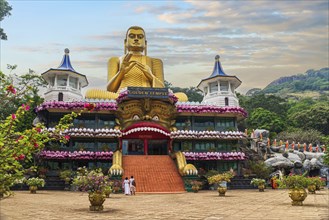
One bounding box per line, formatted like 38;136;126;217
39;150;113;160
171;130;247;139
176;104;247;117
35;101;117;112
45;127;122;138
183;151;246;161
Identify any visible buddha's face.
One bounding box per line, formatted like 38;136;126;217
126;28;146;52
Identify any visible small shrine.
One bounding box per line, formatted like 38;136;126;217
41;48;88;102
197;55;241;107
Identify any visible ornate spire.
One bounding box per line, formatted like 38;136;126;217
208;55;227;78
57;48;76;72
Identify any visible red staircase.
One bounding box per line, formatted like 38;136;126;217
122;155;185;193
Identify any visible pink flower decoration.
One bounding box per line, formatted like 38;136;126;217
22;104;30;111
11;114;16;120
6;85;16;94
84;103;96;111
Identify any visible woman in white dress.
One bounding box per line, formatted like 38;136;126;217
123;177;130;195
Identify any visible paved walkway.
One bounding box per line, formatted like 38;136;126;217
0;189;328;220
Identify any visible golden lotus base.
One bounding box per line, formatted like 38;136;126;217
29;186;37;194
291;201;303;206
90;205;104;211
88;192;106;211
258;184;265;192
192;186;199;193
308;185;316;194
289;188;307;206
217;187;227;196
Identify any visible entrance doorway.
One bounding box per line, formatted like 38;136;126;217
148;140;168;155
122;139;168;155
123;139;144;155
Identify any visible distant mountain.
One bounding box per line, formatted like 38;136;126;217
246;68;329;98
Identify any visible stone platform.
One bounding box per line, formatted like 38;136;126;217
1;189;328;220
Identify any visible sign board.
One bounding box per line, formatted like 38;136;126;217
127;87;169;99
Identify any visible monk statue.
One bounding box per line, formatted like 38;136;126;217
85;26;187;101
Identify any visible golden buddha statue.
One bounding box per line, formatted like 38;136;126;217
85;26;188;102
107;26;164;92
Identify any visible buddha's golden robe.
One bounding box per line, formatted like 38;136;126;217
107;54;164;93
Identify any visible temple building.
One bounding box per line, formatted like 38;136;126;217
36;27;247;192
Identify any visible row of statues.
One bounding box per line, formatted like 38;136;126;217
86;26;188;101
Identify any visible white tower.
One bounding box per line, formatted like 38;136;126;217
197;55;241;107
41;48;88;101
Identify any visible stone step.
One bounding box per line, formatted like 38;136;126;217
122;155;185;193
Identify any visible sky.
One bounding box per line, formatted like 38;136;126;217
1;0;328;94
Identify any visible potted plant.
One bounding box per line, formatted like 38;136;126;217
59;170;72;184
207;171;234;196
190;180;203;193
277;174;309;206
250;178;266;192
60;169;73;190
103;182;113;198
72;167;109;211
111;179;122;194
38;167;48;179
25;177;45;193
307;177;323;194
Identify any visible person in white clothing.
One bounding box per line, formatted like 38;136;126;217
130;176;136;195
123;177;130;195
129;176;135;186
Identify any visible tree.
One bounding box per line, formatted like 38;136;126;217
0;0;12;40
248;161;273;180
0;104;81;197
0;67;47;131
239;94;288;118
288;102;329;135
323;150;329;166
165;80;203;102
0;79;95;197
276;129;323;144
245;88;262;96
248;107;286;134
0;68;98;197
164;80;172;88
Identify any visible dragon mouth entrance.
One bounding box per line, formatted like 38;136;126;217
121;122;171;155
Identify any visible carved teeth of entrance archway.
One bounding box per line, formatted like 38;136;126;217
122;127;170;136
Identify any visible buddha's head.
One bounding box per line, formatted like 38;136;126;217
124;26;147;54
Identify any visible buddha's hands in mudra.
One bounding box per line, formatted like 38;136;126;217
120;53;155;84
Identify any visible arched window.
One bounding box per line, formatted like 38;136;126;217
225;97;229;106
58;92;63;101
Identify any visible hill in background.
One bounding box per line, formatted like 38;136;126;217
246;68;329;98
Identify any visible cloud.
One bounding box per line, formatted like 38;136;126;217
4;1;327;95
158;12;194;24
135;4;181;14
